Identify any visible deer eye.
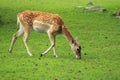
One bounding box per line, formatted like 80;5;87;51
77;48;80;53
79;46;81;49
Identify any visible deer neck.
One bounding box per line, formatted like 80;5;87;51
62;25;74;45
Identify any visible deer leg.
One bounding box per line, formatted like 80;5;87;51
41;31;57;57
9;25;23;53
53;46;58;58
23;27;32;56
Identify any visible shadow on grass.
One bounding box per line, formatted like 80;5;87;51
0;7;24;26
0;16;4;26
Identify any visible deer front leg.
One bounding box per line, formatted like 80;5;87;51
53;46;58;58
41;31;58;57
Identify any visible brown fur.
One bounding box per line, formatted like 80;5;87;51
18;10;66;35
18;10;64;26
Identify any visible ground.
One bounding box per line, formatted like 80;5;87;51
0;0;120;80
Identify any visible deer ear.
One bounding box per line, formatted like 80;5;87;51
72;37;78;44
74;37;78;41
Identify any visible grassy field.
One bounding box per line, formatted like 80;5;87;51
0;0;120;80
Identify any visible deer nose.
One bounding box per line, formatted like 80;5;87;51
76;55;81;59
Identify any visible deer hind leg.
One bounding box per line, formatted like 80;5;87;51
41;30;58;57
9;24;24;53
23;26;33;56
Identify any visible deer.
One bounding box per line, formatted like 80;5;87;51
9;10;81;59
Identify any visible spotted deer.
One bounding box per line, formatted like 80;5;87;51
9;10;81;59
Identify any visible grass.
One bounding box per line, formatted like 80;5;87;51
0;0;120;80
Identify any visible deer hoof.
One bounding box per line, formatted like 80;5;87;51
8;49;12;53
54;55;58;58
40;54;43;57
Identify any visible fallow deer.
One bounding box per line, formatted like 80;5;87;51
9;10;81;59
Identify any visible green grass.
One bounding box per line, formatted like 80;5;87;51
0;0;120;80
